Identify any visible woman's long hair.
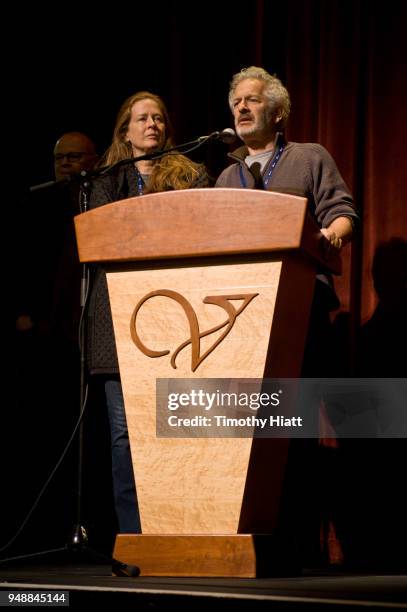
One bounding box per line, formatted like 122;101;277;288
100;91;204;192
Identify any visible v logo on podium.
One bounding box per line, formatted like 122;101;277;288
130;289;259;372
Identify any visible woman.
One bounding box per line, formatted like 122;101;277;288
87;91;209;534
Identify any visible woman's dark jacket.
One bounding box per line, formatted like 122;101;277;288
86;162;209;374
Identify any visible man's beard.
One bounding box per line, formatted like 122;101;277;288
236;110;272;140
236;123;258;138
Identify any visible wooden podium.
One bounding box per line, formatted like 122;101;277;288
74;188;340;577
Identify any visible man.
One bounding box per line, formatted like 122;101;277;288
54;131;98;182
216;66;357;252
216;66;359;375
215;66;359;568
12;132;105;551
16;132;98;332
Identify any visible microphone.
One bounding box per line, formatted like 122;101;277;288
99;129;238;178
249;162;264;189
29;170;93;193
199;128;236;144
29;177;71;193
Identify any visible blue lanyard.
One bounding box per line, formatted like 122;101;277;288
239;144;285;189
137;173;144;195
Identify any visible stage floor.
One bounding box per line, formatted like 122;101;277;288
0;559;406;610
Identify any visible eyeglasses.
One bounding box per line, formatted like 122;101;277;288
54;152;94;162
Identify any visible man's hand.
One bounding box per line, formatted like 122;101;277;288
320;227;343;250
320;216;354;258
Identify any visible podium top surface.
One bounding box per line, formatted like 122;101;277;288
74;188;340;273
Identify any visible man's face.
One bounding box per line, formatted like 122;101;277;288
54;134;97;181
231;78;276;144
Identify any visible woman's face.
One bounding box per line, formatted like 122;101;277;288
126;98;166;156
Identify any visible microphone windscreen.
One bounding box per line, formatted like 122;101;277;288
219;128;236;144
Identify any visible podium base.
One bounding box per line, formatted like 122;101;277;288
113;533;294;577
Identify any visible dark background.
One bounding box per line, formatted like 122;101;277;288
7;0;406;318
4;0;407;569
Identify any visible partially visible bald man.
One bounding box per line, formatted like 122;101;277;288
13;131;114;550
16;131;98;332
54;131;98;181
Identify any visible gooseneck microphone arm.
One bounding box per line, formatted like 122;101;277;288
28;129;236;193
98;138;204;177
97;128;236;177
